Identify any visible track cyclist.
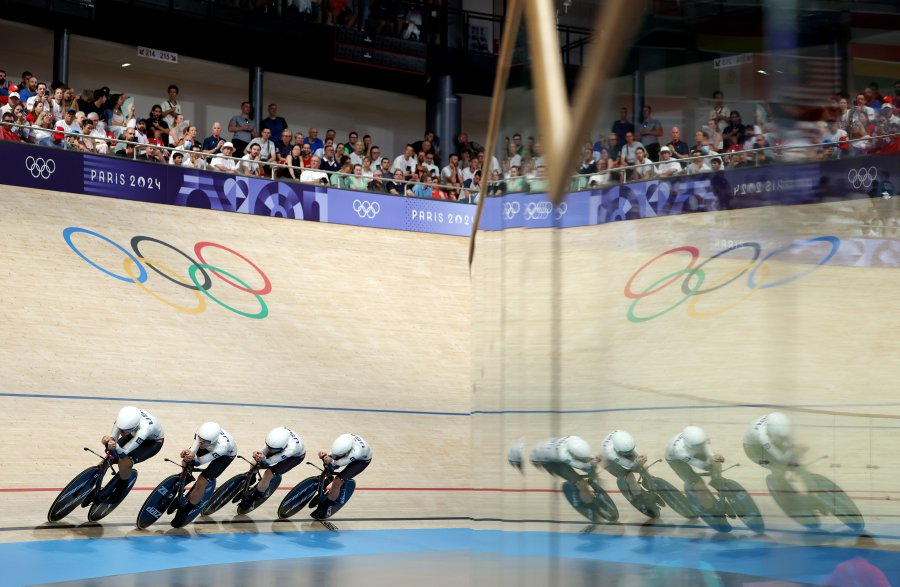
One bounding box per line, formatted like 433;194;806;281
249;426;306;498
530;436;596;503
179;422;237;509
598;430;646;496
97;406;164;501
665;425;724;509
314;433;372;519
743;412;799;474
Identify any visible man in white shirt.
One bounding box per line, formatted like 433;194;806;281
391;145;417;178
655;146;682;177
210;142;239;174
300;155;329;184
239;143;265;176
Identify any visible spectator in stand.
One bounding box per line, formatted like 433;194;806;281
578;147;597;176
239;143;265;176
105;93;135;137
133;118;149;146
60;87;80;113
638;105;663;161
84;113;109;153
392;144;417;178
312;137;331;158
411;173;432;199
709;157;724;172
228;101;257;157
168;114;187;147
851;93;876;129
145;104;170;145
685;149;711;175
275;129;294;164
202;122;226;155
0;91;21;116
367;169;389;193
82;88;109;123
632;147;656;180
49;87;65;118
603;132;621;162
864;85;882;110
455;131;483;160
299;155;329;184
258;103;287;139
248;127;278;165
618;131;644;169
362;134;373;158
704;117;724;152
692;130;719;156
161;85;181;128
343;132;358;156
31;111;56;146
116;139;136;159
488;169;505;196
361;157;374;178
142;140;168;164
386;169;406;195
347;164;367;191
285;144;305;180
611;107;633;146
709;90;730;132
54;108;80;146
462;157;481;186
588;159;613;187
319;144;339;172
349;140;366;166
211;142;239;174
17;75;38;105
170;151;185;167
441;153;464;188
183;145;208;170
292;131;305;148
368;146;382;168
25;80;49;112
412;131;437;158
656;146;681;177
721;111;747;150
0;112;21;142
0;70;9;95
298;143;312;168
331;157;353;189
304;127;324;154
666;127;690;160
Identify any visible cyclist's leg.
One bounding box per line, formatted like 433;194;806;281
604;462;639;495
119;439;164;481
258;453;305;493
189;455;234;505
326;459;370;501
668;459;714;509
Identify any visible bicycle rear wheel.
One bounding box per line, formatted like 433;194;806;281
766;474;820;529
803;473;865;532
47;467;102;523
171;478;216;528
714;478;765;534
616;477;658;518
136;474;180;530
238;474;282;515
202;473;248;516
649;477;698;519
588;480;619;523
88;470;138;522
278;476;319;519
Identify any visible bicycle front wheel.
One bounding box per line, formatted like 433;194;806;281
649;477;698;520
278;476;319;519
803;473;865;533
715;478;765;534
589;480;619;522
48;467;102;523
136;474;180;530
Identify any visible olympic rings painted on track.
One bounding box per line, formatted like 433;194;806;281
624;236;840;323
63;227;271;319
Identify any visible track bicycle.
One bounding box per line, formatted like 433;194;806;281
560;467;619;527
687;463;765;534
47;447;138;523
764;456;864;533
201;455;282;516
277;461;354;530
616;459;698;520
136;458;215;529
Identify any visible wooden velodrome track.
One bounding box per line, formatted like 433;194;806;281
2;182;900;557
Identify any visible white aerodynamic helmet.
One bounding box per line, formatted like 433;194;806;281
611;430;636;455
682;426;708;448
565;436;593;463
331;434;355;458
196;421;222;444
265;427;291;452
766;412;792;441
115;406;141;432
507;440;525;473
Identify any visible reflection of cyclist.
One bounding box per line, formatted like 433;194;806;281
316;433;372;517
530;436;596;503
100;407;164;497
598;430;647;496
179;422;237;509
250;427;306;498
665;426;724;508
743;412;798;474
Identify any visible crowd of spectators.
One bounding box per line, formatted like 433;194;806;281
1;68;897;202
0;68;490;202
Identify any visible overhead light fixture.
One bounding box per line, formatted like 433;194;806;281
121;63;131;68
757;70;768;75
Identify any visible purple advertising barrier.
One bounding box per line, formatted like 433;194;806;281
0;141;83;194
325;189;476;236
83;154;169;203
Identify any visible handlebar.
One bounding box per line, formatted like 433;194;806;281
83;446;113;460
237;455;256;466
164;457;203;472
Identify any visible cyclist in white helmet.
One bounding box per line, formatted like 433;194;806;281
98;406;164;498
665;425;724;507
317;433;372;509
598;430;646;496
248;426;305;499
744;412;799;473
530;436;596;503
179;421;237;509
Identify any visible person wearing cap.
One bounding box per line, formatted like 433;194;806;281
0;91;20;116
211;142;239;174
656;146;682;177
54;108;80;146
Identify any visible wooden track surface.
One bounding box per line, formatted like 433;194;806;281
0;187;470;543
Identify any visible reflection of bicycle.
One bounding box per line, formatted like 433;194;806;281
201;455;282;516
764;457;864;532
277;462;348;531
561;470;619;526
688;464;765;534
136;459;215;529
48;447;138;523
617;460;697;520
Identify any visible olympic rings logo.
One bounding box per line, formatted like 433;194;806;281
623;236;840;323
848;167;877;189
25;156;56;179
353;200;381;219
63;227;272;320
503;201;521;220
524;202;552;220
